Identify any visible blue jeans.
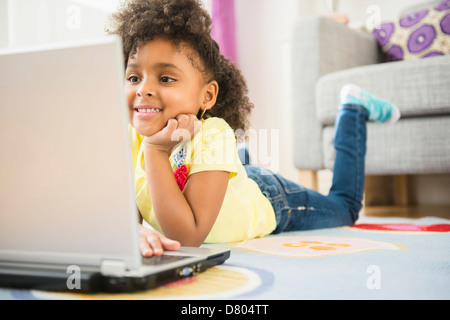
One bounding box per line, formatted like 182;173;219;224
245;104;369;233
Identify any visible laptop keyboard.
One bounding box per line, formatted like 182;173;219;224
142;254;189;266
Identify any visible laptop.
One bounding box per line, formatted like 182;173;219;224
0;36;230;293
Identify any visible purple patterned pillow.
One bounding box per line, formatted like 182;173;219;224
372;0;450;61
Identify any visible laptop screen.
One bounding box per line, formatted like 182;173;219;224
0;36;141;270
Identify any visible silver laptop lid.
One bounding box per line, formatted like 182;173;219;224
0;36;141;271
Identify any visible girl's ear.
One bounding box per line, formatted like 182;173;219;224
202;80;219;112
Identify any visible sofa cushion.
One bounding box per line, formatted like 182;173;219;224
322;116;450;174
315;55;450;126
372;0;450;61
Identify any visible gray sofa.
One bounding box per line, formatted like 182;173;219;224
291;9;450;182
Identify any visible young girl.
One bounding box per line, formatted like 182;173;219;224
107;0;400;256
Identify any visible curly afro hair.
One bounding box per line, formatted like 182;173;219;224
106;0;253;131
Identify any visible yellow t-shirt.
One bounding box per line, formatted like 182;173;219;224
129;117;276;243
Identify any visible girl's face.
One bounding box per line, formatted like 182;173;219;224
125;38;214;137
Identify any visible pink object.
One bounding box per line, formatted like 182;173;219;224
211;0;238;63
174;165;188;191
350;223;450;232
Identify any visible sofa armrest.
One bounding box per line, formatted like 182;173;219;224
291;16;381;170
316;55;450;125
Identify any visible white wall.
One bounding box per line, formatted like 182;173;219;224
234;0;299;179
0;0;8;47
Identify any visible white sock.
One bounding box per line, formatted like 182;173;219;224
340;84;362;104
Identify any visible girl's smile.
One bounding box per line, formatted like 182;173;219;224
134;105;162;118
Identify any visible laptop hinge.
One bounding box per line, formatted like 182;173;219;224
100;260;127;277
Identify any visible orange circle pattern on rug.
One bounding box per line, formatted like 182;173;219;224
310;246;337;251
282;241;353;251
235;235;403;258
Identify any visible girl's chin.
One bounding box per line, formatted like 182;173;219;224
133;124;161;137
136;128;158;137
130;117;163;135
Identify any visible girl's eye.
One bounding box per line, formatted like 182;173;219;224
160;76;175;83
127;76;139;83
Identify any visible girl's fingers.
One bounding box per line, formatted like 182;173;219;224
139;225;162;257
140;233;180;257
146;233;164;256
165;118;178;133
139;234;153;257
175;114;202;139
138;224;180;257
159;233;181;251
176;114;189;128
170;114;198;143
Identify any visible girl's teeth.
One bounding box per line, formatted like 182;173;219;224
138;108;160;113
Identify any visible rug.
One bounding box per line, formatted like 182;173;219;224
1;216;449;300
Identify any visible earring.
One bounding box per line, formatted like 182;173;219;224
200;108;207;120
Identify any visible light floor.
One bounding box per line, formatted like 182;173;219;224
317;169;450;220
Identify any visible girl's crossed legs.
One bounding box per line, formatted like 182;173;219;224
245;85;400;233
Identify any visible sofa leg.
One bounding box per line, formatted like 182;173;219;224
364;174;410;207
299;170;318;191
394;174;409;206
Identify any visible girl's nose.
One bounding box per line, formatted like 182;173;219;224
136;81;154;97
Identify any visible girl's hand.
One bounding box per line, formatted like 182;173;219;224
138;224;181;257
144;114;202;153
